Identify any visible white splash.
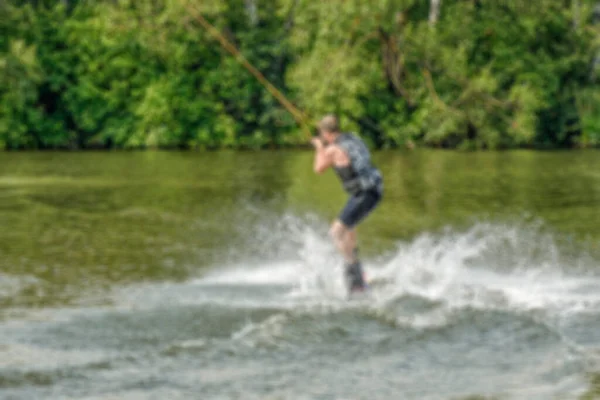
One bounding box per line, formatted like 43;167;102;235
194;215;600;321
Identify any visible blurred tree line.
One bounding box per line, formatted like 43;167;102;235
0;0;599;150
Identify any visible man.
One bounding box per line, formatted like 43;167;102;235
310;114;383;294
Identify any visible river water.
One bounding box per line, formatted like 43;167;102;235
1;150;600;400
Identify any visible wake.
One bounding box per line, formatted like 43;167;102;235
196;215;600;318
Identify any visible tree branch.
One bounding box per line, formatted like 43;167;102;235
378;27;413;106
421;68;445;109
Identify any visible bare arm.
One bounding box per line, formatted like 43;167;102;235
311;138;334;174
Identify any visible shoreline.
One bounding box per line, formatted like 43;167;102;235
1;140;599;153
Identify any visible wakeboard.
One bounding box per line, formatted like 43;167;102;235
345;274;394;300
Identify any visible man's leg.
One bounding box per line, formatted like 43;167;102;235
348;229;358;257
334;190;382;292
329;221;365;291
329;220;355;263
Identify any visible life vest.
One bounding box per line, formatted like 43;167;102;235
332;133;383;195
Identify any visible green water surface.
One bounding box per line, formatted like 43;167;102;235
1;150;599;307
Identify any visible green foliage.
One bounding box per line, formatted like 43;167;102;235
0;39;43;149
0;0;598;150
577;88;600;146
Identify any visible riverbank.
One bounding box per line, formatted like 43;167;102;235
1;139;599;152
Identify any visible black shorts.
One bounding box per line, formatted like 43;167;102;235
338;189;382;228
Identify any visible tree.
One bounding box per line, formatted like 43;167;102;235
429;0;441;25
